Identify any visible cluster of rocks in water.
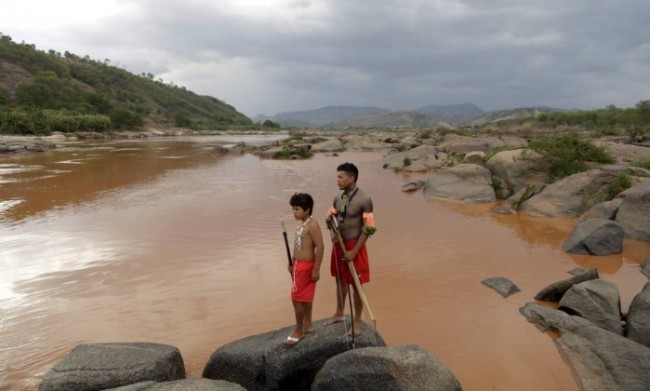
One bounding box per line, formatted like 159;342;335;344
480;259;650;391
247;131;650;255
39;319;462;391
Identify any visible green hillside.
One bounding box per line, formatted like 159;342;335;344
0;34;252;135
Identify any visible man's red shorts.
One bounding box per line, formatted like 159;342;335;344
330;241;370;285
291;261;317;303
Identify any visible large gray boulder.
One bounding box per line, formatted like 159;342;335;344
615;180;650;241
0;139;56;153
341;135;390;151
521;165;649;217
382;145;439;170
439;135;527;155
203;318;385;391
311;345;462;391
485;148;541;191
562;218;624;256
423;164;496;203
311;138;345;153
558;279;623;334
578;199;623;221
39;342;185;391
534;268;599;302
627;281;650;348
520;302;650;391
106;379;246;390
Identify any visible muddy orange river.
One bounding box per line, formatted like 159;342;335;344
0;136;648;390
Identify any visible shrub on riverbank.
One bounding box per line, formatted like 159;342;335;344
528;133;616;181
0;108;111;135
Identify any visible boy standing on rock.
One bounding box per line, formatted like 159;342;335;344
285;193;324;346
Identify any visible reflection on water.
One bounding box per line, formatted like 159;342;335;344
0;136;648;391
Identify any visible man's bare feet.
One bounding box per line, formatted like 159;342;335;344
325;316;344;325
347;329;361;337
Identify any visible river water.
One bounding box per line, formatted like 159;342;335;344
0;135;648;390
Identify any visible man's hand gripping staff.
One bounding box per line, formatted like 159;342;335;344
326;215;377;328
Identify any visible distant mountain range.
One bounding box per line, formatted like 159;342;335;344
254;103;564;129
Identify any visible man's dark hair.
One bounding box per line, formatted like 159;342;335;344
337;162;358;182
290;193;314;215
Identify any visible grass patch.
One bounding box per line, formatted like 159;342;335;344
607;172;632;199
528;133;615;182
403;157;412;167
631;156;650;170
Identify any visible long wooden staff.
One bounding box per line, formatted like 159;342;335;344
328;217;377;328
280;220;293;277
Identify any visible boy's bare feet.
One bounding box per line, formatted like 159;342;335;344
283;334;303;346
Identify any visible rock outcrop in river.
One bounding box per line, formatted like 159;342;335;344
40;318;462;391
521;272;650;391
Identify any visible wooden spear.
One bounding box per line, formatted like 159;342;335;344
280;220;293;277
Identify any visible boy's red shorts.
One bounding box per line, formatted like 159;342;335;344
291;261;317;303
330;241;370;285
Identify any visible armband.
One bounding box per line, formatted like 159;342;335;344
362;212;376;236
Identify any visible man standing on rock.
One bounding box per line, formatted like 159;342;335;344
326;162;376;336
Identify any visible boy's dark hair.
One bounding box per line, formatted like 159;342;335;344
337;162;358;182
290;193;314;215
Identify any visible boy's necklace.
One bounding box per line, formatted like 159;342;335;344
295;217;311;250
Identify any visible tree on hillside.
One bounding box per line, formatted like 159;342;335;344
0;87;7;107
636;100;650;125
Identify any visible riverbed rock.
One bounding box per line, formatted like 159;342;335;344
520;302;650;391
568;268;587;276
558;279;623;334
481;277;520;298
423;164;496;203
0;139;56;153
506;183;545;210
402;180;425;192
311;138;345;153
597;140;650;164
577;199;623;221
520;165;650;217
39;342;185;391
485;149;542;192
534;268;599;302
106;379;246;390
493;204;516;214
311;345;462;391
382;145;438;170
615;180;650;241
627;281;650;348
462;151;486;165
562;218;624;256
642;257;650;278
202;318;385;391
439;135;527;155
342;135;390;151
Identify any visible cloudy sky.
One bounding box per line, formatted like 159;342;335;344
1;0;649;117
